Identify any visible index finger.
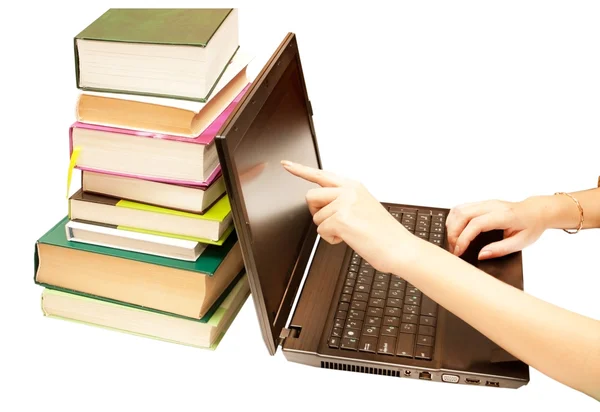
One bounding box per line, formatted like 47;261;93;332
281;160;345;187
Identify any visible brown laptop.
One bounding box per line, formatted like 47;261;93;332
215;32;530;388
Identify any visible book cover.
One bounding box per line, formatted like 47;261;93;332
74;8;238;102
34;216;237;278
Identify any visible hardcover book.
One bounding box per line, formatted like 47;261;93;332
34;216;244;318
74;8;239;102
41;272;250;349
70;84;250;187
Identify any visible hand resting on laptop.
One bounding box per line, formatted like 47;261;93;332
281;160;600;401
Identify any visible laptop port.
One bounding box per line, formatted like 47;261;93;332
485;381;500;387
465;378;480;385
404;370;411;377
419;371;432;380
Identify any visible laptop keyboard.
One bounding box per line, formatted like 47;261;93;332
327;207;446;361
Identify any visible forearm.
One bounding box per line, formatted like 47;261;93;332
534;187;600;230
396;239;600;399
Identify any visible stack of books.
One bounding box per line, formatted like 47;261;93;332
34;8;252;350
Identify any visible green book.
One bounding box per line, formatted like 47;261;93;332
34;216;244;319
74;8;240;102
41;273;250;350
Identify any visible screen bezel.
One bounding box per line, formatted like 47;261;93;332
215;32;323;355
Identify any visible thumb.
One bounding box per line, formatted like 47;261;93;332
478;231;529;260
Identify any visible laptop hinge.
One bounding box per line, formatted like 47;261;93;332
278;326;300;346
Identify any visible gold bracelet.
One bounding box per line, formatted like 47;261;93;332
554;192;584;234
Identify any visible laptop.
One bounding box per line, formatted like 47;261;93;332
215;32;530;388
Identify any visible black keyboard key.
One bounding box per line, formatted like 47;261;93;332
403;313;418;323
343;286;354;295
373;281;387;290
431;221;444;230
415;345;432;360
401;323;417;334
353;292;368;302
431;226;444;234
367;307;383;317
352;252;361;260
421;296;438;317
406;286;421;296
340;294;352;303
405;295;421;306
361;261;373;268
385;307;401;317
359;268;375;277
363;326;379;336
390;280;406;290
396;333;415;357
343;328;360;339
344;278;356;287
430;238;443;246
369;298;385;308
347;271;357;280
348;310;365;321
387;298;403;308
377;336;396;355
417;213;431;223
331;327;342;337
351;256;361;266
383;316;400;327
404;305;419;315
416;231;429;239
390;211;401;222
355;284;371;294
338;302;349;312
357;275;371;284
431;215;444;223
375;273;390;282
334;319;344;329
359;336;378;353
416;223;429;232
417;335;434;346
418;325;435;336
336;310;347;320
420;315;437;327
329;336;340;348
371;289;386;299
387;289;403;299
429;233;443;242
365;316;382;327
382;326;399;336
346;320;363;330
403;223;415;231
349;264;359;272
351;301;367;311
340;337;359;350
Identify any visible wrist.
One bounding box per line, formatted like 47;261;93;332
525;194;581;230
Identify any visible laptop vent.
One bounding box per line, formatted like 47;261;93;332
320;361;400;377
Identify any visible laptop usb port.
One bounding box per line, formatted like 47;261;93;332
485;380;499;387
465;378;480;385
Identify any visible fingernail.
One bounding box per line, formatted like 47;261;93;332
479;249;492;259
281;160;293;167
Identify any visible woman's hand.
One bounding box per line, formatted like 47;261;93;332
281;160;419;274
446;196;550;259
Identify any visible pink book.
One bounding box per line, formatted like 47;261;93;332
69;84;250;187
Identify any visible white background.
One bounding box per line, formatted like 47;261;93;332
3;1;599;410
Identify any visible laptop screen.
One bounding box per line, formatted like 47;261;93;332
215;34;322;353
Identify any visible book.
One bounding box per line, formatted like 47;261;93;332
70;83;249;187
75;8;239;102
41;272;250;349
76;49;253;137
82;171;226;214
34;216;244;319
66;219;206;261
69;190;233;243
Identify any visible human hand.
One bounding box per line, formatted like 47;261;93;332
446;197;549;260
281;160;418;274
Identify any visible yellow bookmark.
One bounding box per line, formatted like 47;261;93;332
66;146;81;198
